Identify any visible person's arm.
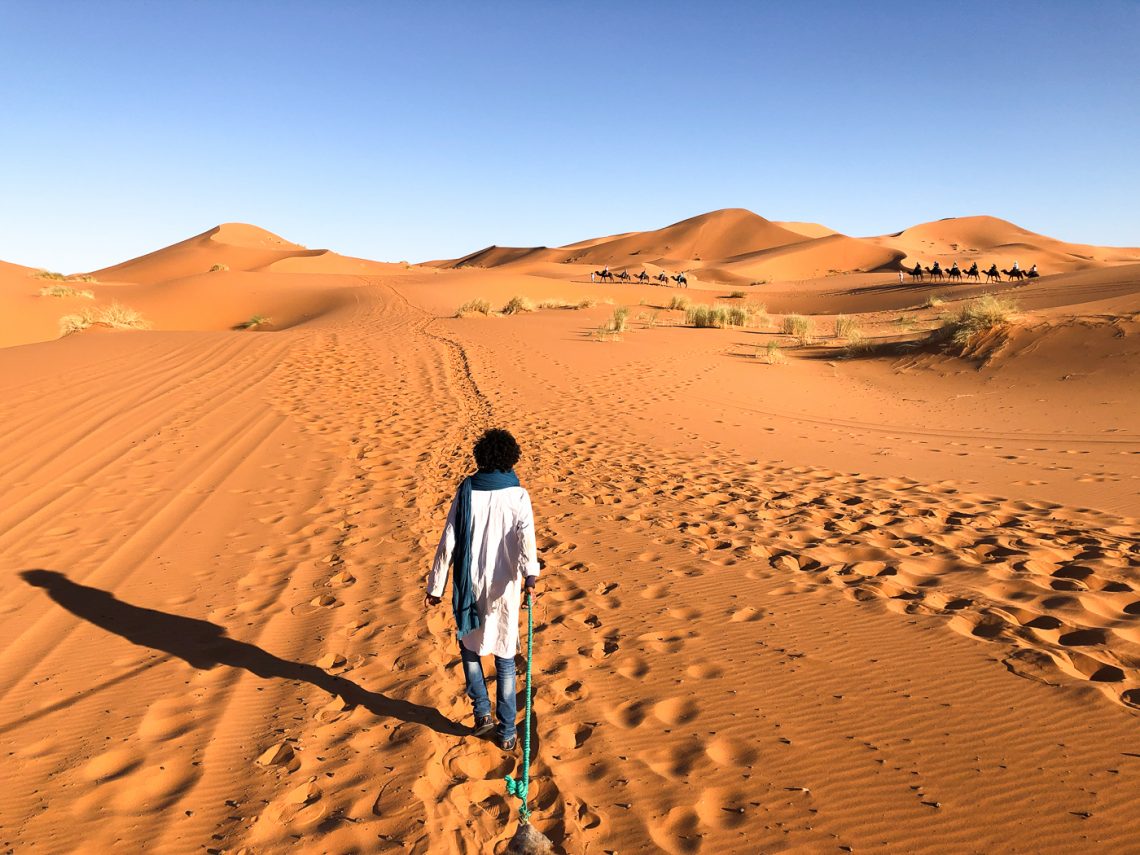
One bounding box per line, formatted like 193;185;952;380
426;492;459;606
517;491;541;592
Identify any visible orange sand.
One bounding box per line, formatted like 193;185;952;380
1;211;1138;853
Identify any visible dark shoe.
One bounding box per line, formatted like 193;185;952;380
472;714;495;737
499;734;518;752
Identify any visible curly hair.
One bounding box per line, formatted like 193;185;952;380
473;428;520;473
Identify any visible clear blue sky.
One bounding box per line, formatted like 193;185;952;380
2;1;1137;271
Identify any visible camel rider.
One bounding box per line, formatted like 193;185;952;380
1030;263;1038;275
1012;260;1020;272
932;261;942;273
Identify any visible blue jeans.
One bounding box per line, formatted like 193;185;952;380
459;644;517;740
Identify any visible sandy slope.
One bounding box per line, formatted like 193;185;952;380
1;223;1138;854
435;209;1140;287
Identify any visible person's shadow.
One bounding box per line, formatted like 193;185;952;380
19;569;465;736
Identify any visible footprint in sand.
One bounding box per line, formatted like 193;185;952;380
82;747;143;783
604;699;649;729
729;606;765;622
704;736;759;767
653;696;701;726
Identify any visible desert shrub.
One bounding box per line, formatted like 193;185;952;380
729;290;746;299
763;340;786;364
209;263;229;272
59;302;148;336
39;285;94;299
686;302;763;329
502;295;535;315
609;306;629;333
749;279;767;286
576;297;597;309
35;270;67;281
834;315;861;339
668;295;691;311
239;315;272;329
924;294;945;308
782;314;814;344
940;294;1018;348
894;314;917;330
455;298;492;317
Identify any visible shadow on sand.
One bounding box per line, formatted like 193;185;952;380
18;569;466;737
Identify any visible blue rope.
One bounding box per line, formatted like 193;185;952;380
504;591;534;824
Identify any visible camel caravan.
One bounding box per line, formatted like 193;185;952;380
591;266;690;287
904;260;1039;283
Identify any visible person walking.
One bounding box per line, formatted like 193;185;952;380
426;428;540;751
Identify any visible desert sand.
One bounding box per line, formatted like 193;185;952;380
1;210;1138;853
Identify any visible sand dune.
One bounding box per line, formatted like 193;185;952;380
1;217;1138;853
773;220;839;239
437;209;1140;288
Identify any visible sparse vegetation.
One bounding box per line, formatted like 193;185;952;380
762;340;786;364
501;295;535;315
939;294;1018;349
59;303;149;336
781;314;814;344
749;280;767;286
609;306;629;333
34;270;67;281
834;314;861;340
238;315;272;329
685;302;768;329
39;285;95;299
209;264;229;272
729;290;746;299
577;297;597;309
924;294;945;309
455;298;493;317
668;295;691;311
894;314;918;331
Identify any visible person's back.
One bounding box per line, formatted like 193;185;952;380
426;428;539;751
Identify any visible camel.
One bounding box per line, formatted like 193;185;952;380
656;272;669;285
908;263;924;282
924;265;945;282
1026;268;1040;279
1003;268;1026;282
984;265;1002;283
964;263;980;282
637;271;650;284
616;270;631;283
593;269;614;283
947;265;962;282
671;273;688;287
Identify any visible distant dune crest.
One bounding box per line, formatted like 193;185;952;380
433;208;1140;283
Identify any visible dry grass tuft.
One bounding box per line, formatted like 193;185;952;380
762;340;786;364
455;298;493;317
209;263;229;272
939;294;1018;349
39;285;95;299
924;294;945;308
576;297;597;309
729;290;746;299
834;314;861;340
686;302;765;329
781;314;814;344
668;295;691;311
59;303;149;336
34;270;68;281
502;295;535;315
238;315;272;329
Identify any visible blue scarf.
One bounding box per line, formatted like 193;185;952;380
452;469;521;639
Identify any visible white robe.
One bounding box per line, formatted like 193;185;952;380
428;485;540;658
